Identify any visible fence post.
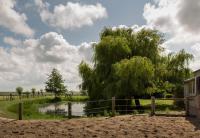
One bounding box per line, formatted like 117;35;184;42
112;97;115;117
186;97;189;116
151;96;155;116
18;102;23;120
68;102;72;119
9;93;12;101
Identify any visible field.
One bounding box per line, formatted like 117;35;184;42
0;115;200;138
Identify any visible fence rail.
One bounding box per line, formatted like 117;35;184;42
15;96;187;120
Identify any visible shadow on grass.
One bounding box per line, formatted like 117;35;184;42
131;103;185;116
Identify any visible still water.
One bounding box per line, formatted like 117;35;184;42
39;102;86;116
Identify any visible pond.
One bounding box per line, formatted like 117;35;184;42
39;102;86;117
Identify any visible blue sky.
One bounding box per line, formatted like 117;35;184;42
0;0;150;46
0;0;200;91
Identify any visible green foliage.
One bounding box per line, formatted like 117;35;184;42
95;36;131;65
16;87;23;98
80;90;88;96
166;49;193;84
40;89;44;95
79;62;99;99
45;68;67;98
167;50;193;98
50;97;62;102
103;110;109;116
79;27;193;101
31;88;36;97
113;56;154;98
79;62;93;91
165;94;173;98
16;87;23;95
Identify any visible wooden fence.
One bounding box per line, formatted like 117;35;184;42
17;96;187;120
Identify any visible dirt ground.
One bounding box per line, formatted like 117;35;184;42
0;115;200;138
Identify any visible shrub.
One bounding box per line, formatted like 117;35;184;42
50;97;62;103
16;87;23;99
165;94;173;98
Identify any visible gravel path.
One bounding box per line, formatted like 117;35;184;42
0;115;200;138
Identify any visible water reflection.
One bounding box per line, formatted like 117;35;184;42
39;102;86;116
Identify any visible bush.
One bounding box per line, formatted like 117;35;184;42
174;85;185;108
103;110;109;116
50;97;62;103
165;94;173;98
16;87;23;96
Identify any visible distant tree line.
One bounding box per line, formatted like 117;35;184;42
15;86;46;100
15;68;69;102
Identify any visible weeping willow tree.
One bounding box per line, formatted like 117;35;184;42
79;27;161;107
79;27;193;111
166;50;193;97
113;57;154;108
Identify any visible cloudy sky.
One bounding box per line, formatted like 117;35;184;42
0;0;199;91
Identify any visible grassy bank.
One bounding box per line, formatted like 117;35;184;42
0;96;88;120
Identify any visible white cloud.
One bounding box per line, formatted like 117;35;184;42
3;37;22;47
177;0;200;33
34;32;77;63
143;0;200;70
112;24;153;32
0;0;34;37
0;32;93;91
78;42;95;63
35;1;107;29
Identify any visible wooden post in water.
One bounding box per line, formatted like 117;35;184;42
68;102;72;119
112;97;115;117
151;96;155;116
18;102;23;120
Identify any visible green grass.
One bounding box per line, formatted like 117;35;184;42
62;95;89;102
133;99;184;114
0;100;18;119
7;98;64;119
139;99;173;106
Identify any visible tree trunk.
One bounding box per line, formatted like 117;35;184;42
134;99;141;109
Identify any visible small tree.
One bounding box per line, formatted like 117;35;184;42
45;68;67;99
16;87;23;100
31;88;36;98
40;89;44;96
25;91;30;98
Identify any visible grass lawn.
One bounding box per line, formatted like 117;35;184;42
0;100;18;119
136;99;184;114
